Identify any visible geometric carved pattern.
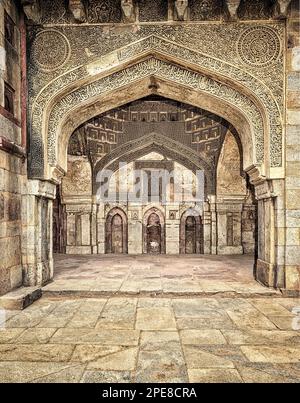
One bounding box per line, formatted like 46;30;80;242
31;30;71;72
237;26;281;67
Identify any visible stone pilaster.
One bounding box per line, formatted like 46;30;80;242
209;196;217;255
22;180;56;287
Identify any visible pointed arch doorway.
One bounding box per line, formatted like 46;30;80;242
105;208;128;254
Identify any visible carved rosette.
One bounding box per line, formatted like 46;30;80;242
237;26;281;67
31;30;71;72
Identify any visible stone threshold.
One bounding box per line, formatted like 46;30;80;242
0;286;42;310
42;289;281;299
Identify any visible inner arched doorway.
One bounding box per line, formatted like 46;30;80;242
180;212;204;255
143;208;166;255
105;208;128;254
146;213;162;255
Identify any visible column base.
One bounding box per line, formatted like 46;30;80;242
255;259;276;288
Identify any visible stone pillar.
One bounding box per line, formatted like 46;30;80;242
285;5;300;294
128;206;143;254
91;200;97;254
203;202;211;254
97;203;106;254
209;196;217;254
22;180;56;287
164;206;179;254
254;179;279;288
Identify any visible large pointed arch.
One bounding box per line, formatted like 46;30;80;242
28;36;283;183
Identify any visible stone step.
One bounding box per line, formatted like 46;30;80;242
43;289;281;300
0;287;42;310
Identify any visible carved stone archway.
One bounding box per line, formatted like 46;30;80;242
29;33;284;183
28;54;282;183
25;32;287;292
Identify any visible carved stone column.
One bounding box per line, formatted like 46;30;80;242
97;203;106;254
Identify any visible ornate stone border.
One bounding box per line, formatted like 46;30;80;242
236;26;282;67
31;29;71;72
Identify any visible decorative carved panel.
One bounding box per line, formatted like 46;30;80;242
190;0;223;20
238;0;276;20
138;0;168;22
87;0;122;23
40;0;71;24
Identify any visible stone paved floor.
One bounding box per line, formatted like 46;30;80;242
43;255;279;297
0;295;300;383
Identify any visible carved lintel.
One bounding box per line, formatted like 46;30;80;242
225;0;241;21
121;0;136;23
275;0;292;19
69;0;86;23
21;0;41;24
175;0;189;21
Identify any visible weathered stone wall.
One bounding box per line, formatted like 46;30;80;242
0;151;24;295
0;0;25;296
285;0;300;291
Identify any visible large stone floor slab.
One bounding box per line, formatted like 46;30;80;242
43;254;280;297
0;295;299;383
